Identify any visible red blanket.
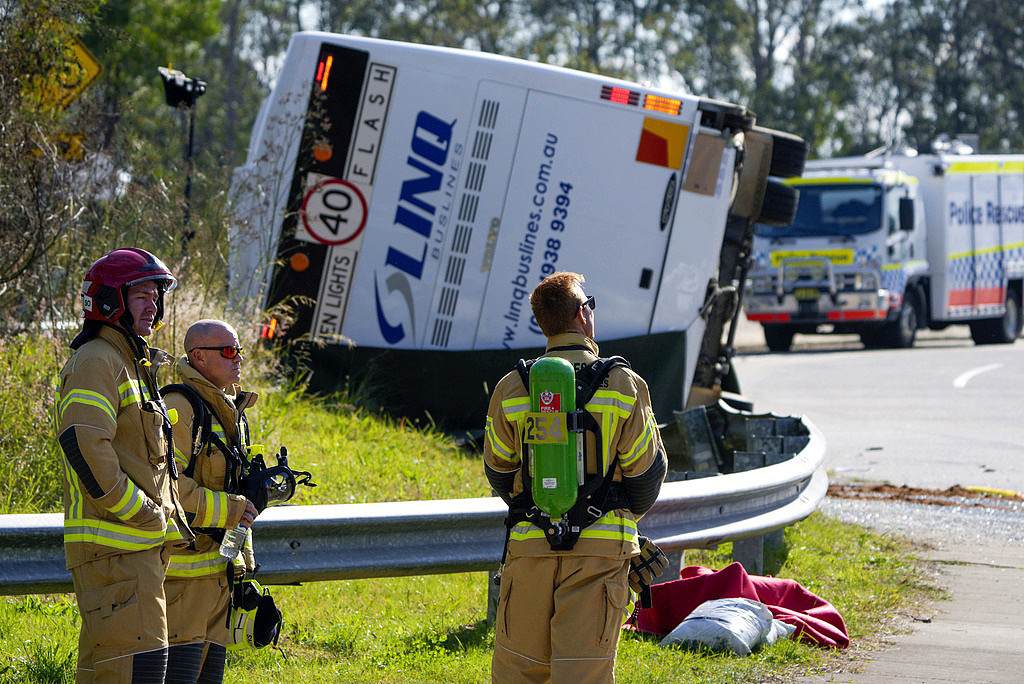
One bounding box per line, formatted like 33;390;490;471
630;562;850;649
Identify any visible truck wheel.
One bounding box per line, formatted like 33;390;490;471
881;292;918;348
757;179;799;226
766;129;808;179
970;288;1022;345
763;325;795;352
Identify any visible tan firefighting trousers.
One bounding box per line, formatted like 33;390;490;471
165;573;231;647
72;546;170;684
492;555;632;684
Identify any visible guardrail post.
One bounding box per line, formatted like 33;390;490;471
732;535;764;574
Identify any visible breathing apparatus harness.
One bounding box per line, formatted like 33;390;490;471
500;351;631;560
160;383;315;538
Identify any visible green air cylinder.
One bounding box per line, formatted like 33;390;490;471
527;356;579;518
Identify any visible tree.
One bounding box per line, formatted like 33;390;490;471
0;1;99;319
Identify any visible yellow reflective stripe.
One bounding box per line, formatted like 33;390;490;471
509;513;637;542
949;160;1002;174
501;396;529;420
60;389;116;422
107;479;145;521
588;390;634;419
117;380;144;409
63;518;168;551
62;453;84;520
165;519;185;543
211;424;226;440
486;416;516;462
621;415;656;468
195;489;231;529
165;551;228;578
786;176;876;186
173;446;189;469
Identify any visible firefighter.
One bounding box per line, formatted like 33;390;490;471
484;271;668;684
162;320;259;683
57;248;193;683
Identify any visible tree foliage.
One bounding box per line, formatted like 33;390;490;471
4;0;1024;329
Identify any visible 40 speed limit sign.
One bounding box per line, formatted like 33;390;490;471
299;175;368;246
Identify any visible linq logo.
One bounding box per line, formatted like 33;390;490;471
539;391;560;413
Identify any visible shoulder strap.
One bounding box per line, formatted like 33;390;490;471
515;358;534;392
574;355;630;407
160;383;212;478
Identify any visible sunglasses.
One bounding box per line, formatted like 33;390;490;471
580;295;596;311
189;345;244;359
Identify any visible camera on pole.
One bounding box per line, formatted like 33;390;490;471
158;67;206;109
158;67;206;255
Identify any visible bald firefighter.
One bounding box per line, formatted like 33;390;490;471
57;248;193;683
162;320;259;683
485;271;668;684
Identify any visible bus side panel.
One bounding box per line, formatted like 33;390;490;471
650;146;735;334
476;93;686;349
421;82;530;351
341;62;478;350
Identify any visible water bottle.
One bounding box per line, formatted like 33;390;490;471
219;525;247;560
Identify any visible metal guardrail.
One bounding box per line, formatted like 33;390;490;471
0;417;826;596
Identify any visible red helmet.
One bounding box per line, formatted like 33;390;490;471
82;248;178;324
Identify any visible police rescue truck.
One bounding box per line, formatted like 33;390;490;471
744;149;1024;351
230;32;804;427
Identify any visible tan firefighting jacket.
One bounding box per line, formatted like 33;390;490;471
164;357;256;578
56;324;191;569
484;333;666;559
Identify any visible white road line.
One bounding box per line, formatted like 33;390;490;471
953;363;1003;389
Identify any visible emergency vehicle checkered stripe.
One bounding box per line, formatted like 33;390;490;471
59;389;116;423
165;550;229;578
107;478;146;521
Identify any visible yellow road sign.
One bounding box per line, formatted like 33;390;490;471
37;37;103;111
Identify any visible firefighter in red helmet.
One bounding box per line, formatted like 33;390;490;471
57;248;193;683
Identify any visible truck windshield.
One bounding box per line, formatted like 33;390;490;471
755;184;883;238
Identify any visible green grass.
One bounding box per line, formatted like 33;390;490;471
0;333;937;683
0;512;934;683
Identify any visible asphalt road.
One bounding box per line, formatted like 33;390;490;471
731;319;1024;493
730;318;1024;683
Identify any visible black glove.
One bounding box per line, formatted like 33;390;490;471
628;536;669;595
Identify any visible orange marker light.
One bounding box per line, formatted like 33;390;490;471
290;252;310;272
644;95;682;115
313;140;333;162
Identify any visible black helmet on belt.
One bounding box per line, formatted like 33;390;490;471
81;248;178;328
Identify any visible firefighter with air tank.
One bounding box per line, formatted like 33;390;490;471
484;271;669;684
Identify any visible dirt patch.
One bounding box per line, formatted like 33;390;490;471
828;483;1024;507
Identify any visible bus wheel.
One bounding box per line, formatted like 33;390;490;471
763;324;795;352
971;288;1022;345
882;292;918;348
